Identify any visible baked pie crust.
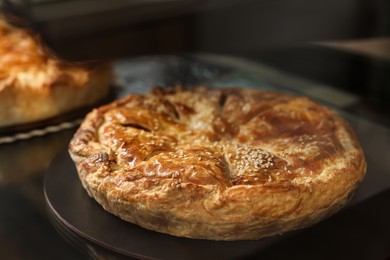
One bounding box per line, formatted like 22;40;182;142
69;86;366;240
0;17;111;128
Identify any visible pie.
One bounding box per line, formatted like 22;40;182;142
0;16;111;128
69;86;366;240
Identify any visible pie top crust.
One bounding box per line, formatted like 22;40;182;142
69;86;366;240
0;17;111;127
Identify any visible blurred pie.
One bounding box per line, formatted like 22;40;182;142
0;16;111;128
69;86;366;240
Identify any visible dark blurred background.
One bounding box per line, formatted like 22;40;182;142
1;0;388;59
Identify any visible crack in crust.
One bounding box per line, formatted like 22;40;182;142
69;86;366;240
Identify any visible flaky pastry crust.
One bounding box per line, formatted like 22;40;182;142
0;17;111;127
69;86;366;240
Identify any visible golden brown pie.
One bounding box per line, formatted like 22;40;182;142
0;17;111;128
69;86;366;240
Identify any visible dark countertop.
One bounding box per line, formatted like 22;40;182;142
1;49;390;259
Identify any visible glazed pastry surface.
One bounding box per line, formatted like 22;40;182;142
69;86;366;240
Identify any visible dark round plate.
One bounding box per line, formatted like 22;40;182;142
43;151;286;260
